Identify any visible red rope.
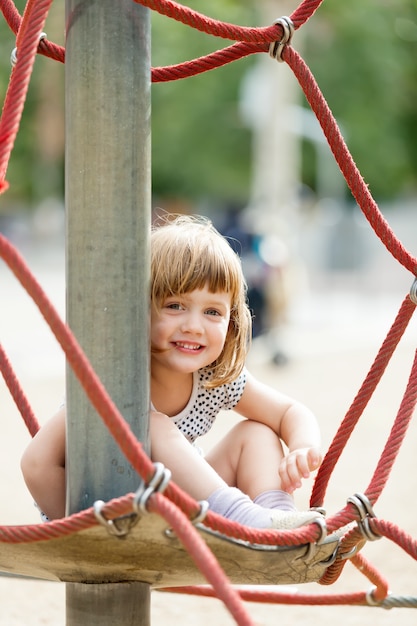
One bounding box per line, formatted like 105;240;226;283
0;342;40;437
0;0;53;192
318;340;417;533
132;0;282;43
149;493;256;626
1;0;415;279
132;0;325;39
311;295;416;508
0;234;154;487
152;41;265;83
351;552;390;602
160;585;378;607
0;0;20;33
371;518;417;561
286;46;417;275
364;347;417;506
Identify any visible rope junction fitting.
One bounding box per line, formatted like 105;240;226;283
133;462;172;515
269;17;294;62
347;493;382;542
10;31;47;67
409;277;417;305
94;500;139;538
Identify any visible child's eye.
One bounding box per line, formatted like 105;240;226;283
165;302;182;310
205;308;221;316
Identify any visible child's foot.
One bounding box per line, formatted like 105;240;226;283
207;487;323;530
268;508;323;530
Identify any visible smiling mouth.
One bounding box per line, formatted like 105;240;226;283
174;342;203;351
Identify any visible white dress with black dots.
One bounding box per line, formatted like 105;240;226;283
168;367;247;444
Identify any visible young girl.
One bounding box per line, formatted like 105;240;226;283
21;215;323;529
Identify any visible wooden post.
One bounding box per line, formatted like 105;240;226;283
64;0;151;624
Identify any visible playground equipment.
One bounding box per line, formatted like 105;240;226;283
1;1;417;625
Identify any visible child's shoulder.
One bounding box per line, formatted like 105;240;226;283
197;367;247;408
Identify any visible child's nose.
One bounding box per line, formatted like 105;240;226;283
181;311;203;333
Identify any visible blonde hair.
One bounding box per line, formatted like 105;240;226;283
151;214;252;388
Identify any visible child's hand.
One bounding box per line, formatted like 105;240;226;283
278;447;322;494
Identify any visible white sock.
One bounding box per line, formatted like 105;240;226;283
253;489;296;512
206;486;319;530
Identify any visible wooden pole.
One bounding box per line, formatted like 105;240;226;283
64;1;151;624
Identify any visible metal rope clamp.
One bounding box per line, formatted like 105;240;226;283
347;492;382;542
409;276;417;305
94;462;172;538
132;462;172;516
94;500;140;538
10;32;47;67
269;17;295;63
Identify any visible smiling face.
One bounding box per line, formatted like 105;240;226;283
150;215;252;387
151;284;231;376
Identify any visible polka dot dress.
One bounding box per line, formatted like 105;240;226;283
171;367;247;443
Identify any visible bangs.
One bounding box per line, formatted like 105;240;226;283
151;217;244;305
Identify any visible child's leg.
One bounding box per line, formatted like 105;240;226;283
20;408;66;520
205;419;287;500
150;412;320;529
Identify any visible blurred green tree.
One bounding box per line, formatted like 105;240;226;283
302;0;417;200
0;0;64;209
151;0;256;206
0;1;416;208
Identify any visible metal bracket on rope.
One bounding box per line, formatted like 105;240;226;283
269;17;294;63
164;499;210;539
93;463;171;537
94;500;140;538
366;585;391;608
191;499;210;525
347;493;382;541
10;32;47;67
304;515;332;565
409;277;417;305
132;462;172;515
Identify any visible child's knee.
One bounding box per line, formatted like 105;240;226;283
150;410;187;458
20;444;44;491
233;419;277;442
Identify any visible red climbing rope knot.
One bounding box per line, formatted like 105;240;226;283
269;16;294;63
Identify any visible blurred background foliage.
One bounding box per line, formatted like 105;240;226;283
0;0;416;211
302;0;417;201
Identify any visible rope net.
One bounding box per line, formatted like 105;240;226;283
0;0;417;623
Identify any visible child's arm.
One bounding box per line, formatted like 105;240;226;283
20;406;66;520
234;371;322;494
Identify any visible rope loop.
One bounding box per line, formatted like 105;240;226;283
269;16;294;62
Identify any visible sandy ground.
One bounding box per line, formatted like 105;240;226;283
1;228;417;625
